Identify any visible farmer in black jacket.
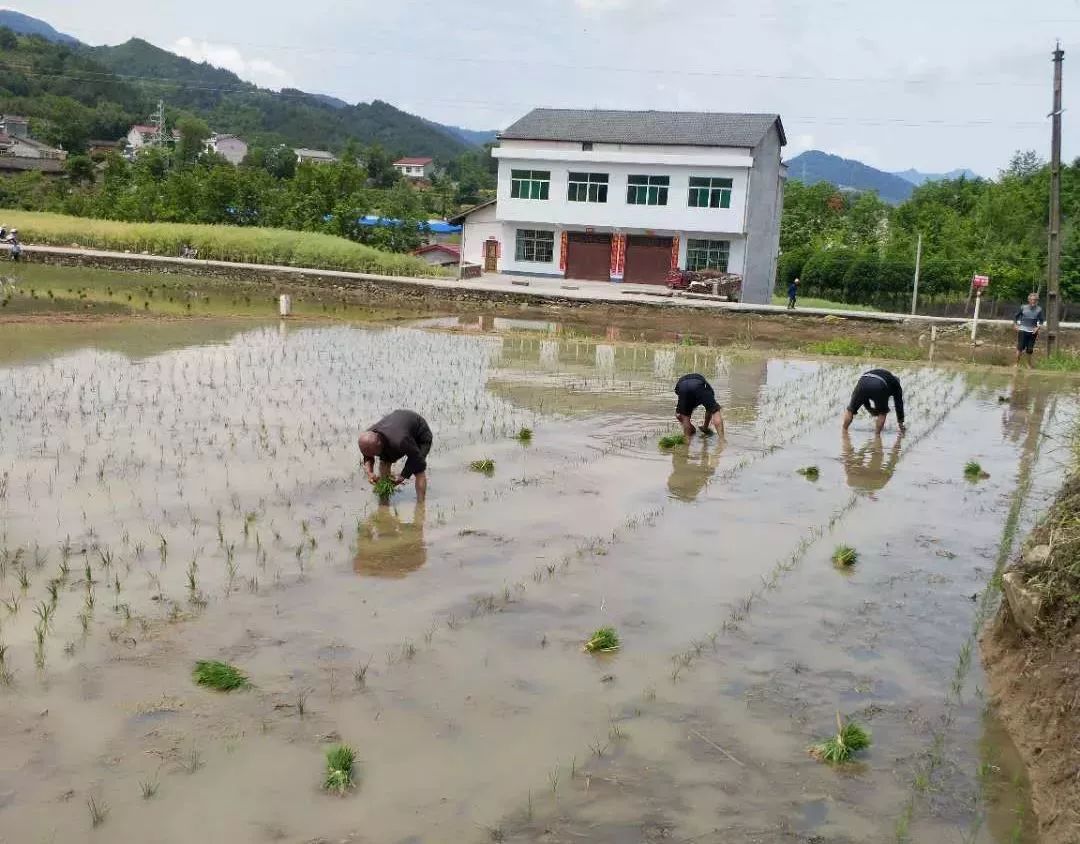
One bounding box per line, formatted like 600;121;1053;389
842;369;906;435
358;409;432;500
674;373;725;438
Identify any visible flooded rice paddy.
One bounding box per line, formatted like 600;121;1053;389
0;306;1076;844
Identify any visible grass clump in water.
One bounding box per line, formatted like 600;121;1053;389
658;433;687;450
584;626;620;653
964;460;989;481
809;712;871;764
514;427;533;443
1034;350;1080;371
193;659;249;691
797;466;820;481
831;545;858;568
469;459;495;475
372;477;398;499
323;744;357;795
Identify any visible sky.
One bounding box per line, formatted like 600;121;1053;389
11;0;1080;175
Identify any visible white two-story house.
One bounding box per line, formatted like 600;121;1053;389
454;108;786;304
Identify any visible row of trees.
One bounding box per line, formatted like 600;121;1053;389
0;127;496;253
778;151;1076;307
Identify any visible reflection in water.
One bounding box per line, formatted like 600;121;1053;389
841;431;901;493
353;503;427;578
1002;376;1032;443
667;438;722;502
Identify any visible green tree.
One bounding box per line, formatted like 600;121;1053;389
175;116;211;165
64;154;96;186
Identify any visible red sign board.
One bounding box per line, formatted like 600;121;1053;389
972;274;990;289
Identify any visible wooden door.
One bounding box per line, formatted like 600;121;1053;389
483;239;499;272
565;232;612;281
623;236;674;284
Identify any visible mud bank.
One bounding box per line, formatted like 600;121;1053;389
982;476;1080;844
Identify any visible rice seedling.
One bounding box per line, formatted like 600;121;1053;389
964;460;990;481
831;545;858;568
182;744;202;774
658;433;686;449
797;466;820;481
87;795;108;827
372;477;398;500
140;779;159;799
469;459;496;475
354;656;372;688
323;744;357;795
809;712;871;764
295;688;309;717
584;626;621;653
192;660;249;691
514;427;534;443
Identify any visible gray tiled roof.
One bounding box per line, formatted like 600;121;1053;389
499;109;785;148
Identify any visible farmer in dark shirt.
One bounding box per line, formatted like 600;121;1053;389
674;373;724;438
1014;292;1046;367
358;410;432;500
842;369;906;435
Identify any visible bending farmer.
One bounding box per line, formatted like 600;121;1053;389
1014;292;1045;367
842;369;906;435
674;373;725;438
358;409;432;500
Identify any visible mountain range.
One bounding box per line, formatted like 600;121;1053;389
0;9;488;159
1;9;976;192
786;151;980;204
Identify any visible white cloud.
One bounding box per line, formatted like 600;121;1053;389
172;37;292;90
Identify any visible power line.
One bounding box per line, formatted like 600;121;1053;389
0;63;1052;129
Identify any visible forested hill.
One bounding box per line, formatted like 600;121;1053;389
786;150;916;204
0;24;471;160
84;38;471;159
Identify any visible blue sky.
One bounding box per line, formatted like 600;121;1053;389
13;0;1080;174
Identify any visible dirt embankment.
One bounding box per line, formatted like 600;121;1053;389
982;476;1080;844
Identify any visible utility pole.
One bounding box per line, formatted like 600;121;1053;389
1047;42;1064;355
910;232;922;315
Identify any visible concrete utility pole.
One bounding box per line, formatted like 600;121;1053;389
910;232;922;315
1047;42;1064;355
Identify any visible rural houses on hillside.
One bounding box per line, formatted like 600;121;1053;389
295;148;338;165
0;114;67;173
452;108;786;304
394;156;434;180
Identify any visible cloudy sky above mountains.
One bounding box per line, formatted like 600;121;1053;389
16;0;1080;174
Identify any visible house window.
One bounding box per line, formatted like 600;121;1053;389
515;229;555;263
511;169;551;200
582;142;593;151
686;239;730;272
688;177;734;209
627;175;669;206
567;172;609;203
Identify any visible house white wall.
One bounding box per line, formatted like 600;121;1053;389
395;162;433;179
459;203;502;267
741;124;785;304
493;156;750;234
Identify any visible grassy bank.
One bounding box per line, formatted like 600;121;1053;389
0;210;442;278
803;337;925;361
982;446;1080;842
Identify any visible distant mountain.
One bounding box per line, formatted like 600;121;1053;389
0;9;80;44
84;38;471;159
442;126;498;147
786;150;915;204
894;167;980;186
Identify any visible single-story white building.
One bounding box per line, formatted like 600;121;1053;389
450;108;786;304
394;157;435;180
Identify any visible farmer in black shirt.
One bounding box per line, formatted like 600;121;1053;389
358;410;432;500
842;369;906;435
674;373;725;438
1014;292;1046;367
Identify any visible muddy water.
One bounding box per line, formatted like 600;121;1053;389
0;318;1074;844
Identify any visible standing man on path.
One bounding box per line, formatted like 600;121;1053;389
1014;292;1046;367
358;409;432;500
787;276;799;310
842;369;906;435
674;373;725;438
